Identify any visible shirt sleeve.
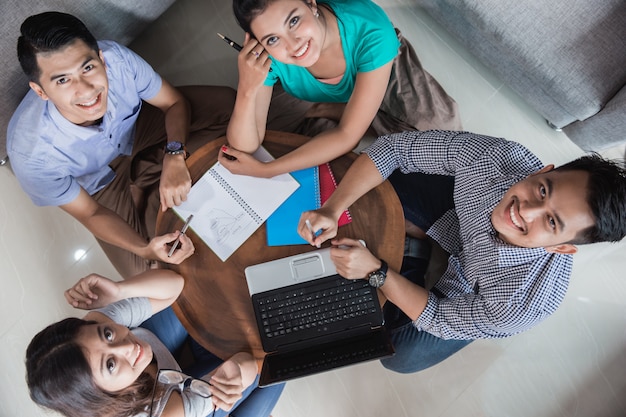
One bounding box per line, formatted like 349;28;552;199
415;251;572;340
182;390;215;417
363;130;536;179
95;297;152;328
100;40;163;101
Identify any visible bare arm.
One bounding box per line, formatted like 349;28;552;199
68;269;184;318
226;34;274;152
144;79;192;211
220;62;393;177
298;153;385;246
159;352;258;417
60;188;194;266
330;237;429;321
207;352;258;412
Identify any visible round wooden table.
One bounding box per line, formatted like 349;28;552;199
156;131;404;362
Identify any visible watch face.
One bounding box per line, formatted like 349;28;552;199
166;141;184;152
369;272;385;288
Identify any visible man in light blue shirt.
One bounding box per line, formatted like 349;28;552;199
7;12;235;278
298;129;626;373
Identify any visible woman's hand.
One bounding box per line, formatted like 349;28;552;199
64;273;121;310
238;33;272;93
218;145;273;177
209;353;257;412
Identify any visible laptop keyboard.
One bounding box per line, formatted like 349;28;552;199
262;328;394;385
255;275;378;339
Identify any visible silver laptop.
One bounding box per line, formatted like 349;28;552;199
245;248;394;386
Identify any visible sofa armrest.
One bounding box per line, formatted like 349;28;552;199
563;86;626;151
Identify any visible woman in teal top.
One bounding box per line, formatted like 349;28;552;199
220;0;461;177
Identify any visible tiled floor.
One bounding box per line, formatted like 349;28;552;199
1;1;625;416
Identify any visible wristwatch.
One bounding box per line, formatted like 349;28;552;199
367;259;388;288
164;141;188;158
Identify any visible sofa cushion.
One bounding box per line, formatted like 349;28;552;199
413;0;626;128
1;0;176;163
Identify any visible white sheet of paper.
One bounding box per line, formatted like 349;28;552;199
173;147;299;261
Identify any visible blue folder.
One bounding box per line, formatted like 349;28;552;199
266;166;320;246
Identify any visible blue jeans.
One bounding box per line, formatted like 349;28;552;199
381;322;472;373
141;307;284;417
380;171;473;373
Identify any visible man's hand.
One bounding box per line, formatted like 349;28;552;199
329;237;380;279
64;273;121;310
160;154;191;211
298;207;341;247
145;231;195;263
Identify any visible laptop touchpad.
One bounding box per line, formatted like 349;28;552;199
291;254;324;281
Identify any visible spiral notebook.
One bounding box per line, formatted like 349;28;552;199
266;163;352;246
318;162;352;226
266;166;320;246
173;147;299;261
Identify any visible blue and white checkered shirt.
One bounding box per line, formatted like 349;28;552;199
365;130;573;340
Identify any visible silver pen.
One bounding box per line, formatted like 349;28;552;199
305;219;320;248
168;214;193;257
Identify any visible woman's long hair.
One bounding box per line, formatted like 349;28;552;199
26;317;155;417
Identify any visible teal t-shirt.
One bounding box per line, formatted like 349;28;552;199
264;0;399;103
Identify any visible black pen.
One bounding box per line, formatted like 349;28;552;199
217;32;242;51
168;214;193;257
217;32;272;71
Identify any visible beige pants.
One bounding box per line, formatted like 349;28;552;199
92;85;236;279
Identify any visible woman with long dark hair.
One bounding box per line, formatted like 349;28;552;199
220;0;461;178
26;270;283;417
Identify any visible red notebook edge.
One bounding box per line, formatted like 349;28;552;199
318;162;352;226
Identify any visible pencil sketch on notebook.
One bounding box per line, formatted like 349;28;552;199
173;147;299;261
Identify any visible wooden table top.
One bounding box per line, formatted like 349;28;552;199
156;131;404;362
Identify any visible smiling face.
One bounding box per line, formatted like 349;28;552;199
250;0;325;67
76;322;153;393
29;39;108;126
491;166;595;252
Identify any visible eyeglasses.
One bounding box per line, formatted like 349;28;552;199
148;369;214;417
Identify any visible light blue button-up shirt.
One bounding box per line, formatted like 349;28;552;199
7;40;162;206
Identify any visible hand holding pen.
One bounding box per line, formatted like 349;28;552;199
218;32;272;73
168;214;194;257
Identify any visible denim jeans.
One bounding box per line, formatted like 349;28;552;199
380;170;473;373
141;307;284;417
381;322;472;373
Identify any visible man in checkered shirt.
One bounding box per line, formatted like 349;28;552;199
298;130;626;373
